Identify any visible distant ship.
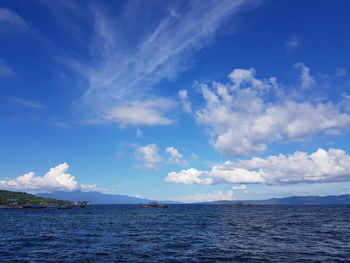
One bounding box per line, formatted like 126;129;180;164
57;201;91;209
139;201;169;208
230;201;249;208
72;201;91;208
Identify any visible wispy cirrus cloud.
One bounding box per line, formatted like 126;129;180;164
0;7;31;34
286;36;300;50
99;98;175;127
232;184;248;190
178;89;192;113
0;58;15;77
10;97;47;110
57;0;261;126
335;68;347;77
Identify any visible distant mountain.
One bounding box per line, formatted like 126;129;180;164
36;190;180;204
197;194;350;205
36;191;350;205
257;194;350;205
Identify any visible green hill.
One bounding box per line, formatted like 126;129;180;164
0;190;69;205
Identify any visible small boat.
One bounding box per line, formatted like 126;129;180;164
139;201;169;208
230;201;249;208
76;201;91;208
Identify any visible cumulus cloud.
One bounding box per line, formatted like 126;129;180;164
166;148;350;185
165;168;213;184
135;144;162;170
210;162;266;183
0;163;95;192
58;1;261;126
294;63;315;90
165;147;187;165
286;36;300;50
165;164;264;185
240;148;350;184
174;190;234;203
178;89;192;113
195;65;350;157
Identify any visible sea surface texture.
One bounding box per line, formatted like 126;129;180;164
0;205;349;262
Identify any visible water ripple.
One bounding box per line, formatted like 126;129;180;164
0;205;349;262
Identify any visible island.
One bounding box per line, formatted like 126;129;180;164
0;190;89;209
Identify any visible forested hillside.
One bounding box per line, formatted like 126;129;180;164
0;190;69;205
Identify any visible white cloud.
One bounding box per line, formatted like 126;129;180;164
0;8;31;32
174;190;234;203
165;168;213;185
240;148;350;184
286;36;300;50
336;68;347;77
166;148;350;185
135;144;162;170
49;121;70;129
80;184;97;191
59;1;261;126
0;163;95;192
342;93;350;100
178;89;192;113
100;99;174;127
210;161;266;183
166;166;262;185
165;147;187;165
191;153;200;160
228;67;266;90
11;97;47;110
231;184;248;190
0;59;15;77
195;65;350;157
294;62;315;90
136;128;143;138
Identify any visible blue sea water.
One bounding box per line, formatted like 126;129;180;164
0;205;349;263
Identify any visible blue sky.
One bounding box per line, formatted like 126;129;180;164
1;0;350;202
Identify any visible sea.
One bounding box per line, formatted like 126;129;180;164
0;204;349;263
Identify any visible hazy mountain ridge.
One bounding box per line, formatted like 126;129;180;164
258;194;350;204
36;190;180;204
36;191;350;205
198;194;350;205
